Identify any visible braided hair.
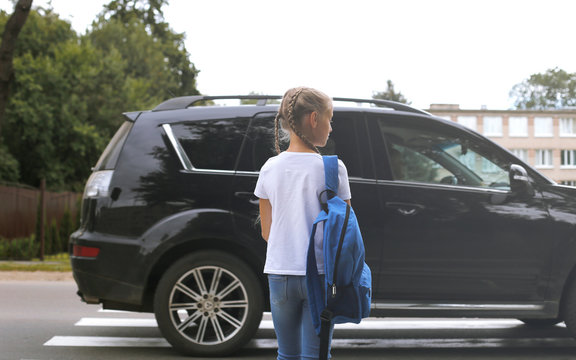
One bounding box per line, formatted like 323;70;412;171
274;87;331;154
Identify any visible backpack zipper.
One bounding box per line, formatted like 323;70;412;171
331;203;351;298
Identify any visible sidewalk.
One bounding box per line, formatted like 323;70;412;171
0;270;73;281
0;260;73;281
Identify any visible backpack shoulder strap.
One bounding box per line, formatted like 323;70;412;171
323;155;339;195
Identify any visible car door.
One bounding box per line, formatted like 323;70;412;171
231;112;382;285
367;114;554;302
322;112;382;281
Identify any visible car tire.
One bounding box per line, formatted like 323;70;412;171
519;318;562;327
154;250;264;356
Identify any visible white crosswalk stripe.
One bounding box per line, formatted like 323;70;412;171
45;336;170;348
44;315;573;349
44;336;576;349
75;318;158;327
74;317;554;330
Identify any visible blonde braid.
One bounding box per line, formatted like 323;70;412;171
274;113;281;154
287;88;320;154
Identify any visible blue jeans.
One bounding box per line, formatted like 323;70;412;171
268;274;333;360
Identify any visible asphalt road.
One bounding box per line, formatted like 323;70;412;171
2;279;576;360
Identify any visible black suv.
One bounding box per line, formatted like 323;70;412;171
71;95;576;356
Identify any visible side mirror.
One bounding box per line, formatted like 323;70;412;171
509;164;534;198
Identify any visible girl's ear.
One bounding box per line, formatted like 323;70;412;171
309;111;318;128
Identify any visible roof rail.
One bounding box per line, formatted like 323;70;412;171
153;95;430;116
153;95;282;111
332;97;430;115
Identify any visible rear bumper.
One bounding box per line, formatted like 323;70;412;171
72;266;144;306
70;230;147;310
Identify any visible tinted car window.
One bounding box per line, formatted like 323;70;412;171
171;118;250;170
94;121;133;170
321;114;365;178
376;117;511;190
238;114;365;178
236;114;276;172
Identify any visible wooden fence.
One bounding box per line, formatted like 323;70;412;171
0;184;81;239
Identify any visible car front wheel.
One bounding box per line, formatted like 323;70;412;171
154;250;264;356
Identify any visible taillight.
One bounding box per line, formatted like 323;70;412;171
84;170;113;198
73;245;100;258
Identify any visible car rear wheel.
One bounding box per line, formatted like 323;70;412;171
154;250;264;356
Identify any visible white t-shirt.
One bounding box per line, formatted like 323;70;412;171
254;152;352;275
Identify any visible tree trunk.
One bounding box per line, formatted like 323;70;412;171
0;0;33;139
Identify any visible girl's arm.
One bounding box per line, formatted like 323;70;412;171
259;198;272;242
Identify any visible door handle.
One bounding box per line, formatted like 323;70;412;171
398;208;417;216
235;192;259;205
385;202;424;216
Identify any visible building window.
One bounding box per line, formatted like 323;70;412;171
560;118;576;137
560;180;576;187
509;116;528;137
534;117;553;137
511;149;528;163
483;116;502;137
561;150;576;168
457;116;477;131
535;149;553;168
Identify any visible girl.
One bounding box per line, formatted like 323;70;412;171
254;87;351;360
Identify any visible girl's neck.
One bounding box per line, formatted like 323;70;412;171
286;133;317;153
286;143;317;153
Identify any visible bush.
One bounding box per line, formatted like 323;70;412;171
48;219;61;254
59;207;74;252
1;197;80;260
0;236;39;260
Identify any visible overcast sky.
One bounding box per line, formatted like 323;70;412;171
1;0;575;110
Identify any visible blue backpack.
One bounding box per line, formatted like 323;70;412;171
306;155;372;360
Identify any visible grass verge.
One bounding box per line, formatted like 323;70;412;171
0;253;71;272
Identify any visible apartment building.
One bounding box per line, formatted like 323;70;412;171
427;104;576;186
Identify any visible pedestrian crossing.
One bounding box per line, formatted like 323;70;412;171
42;335;576;349
74;316;544;330
43;310;575;350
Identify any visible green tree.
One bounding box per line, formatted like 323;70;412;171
0;0;33;182
0;143;18;182
240;91;262;105
59;207;74;247
0;2;201;189
0;9;106;188
510;68;576;110
95;0;199;99
240;91;280;105
1;9;109;188
373;80;411;104
0;0;33;139
101;0;167;34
